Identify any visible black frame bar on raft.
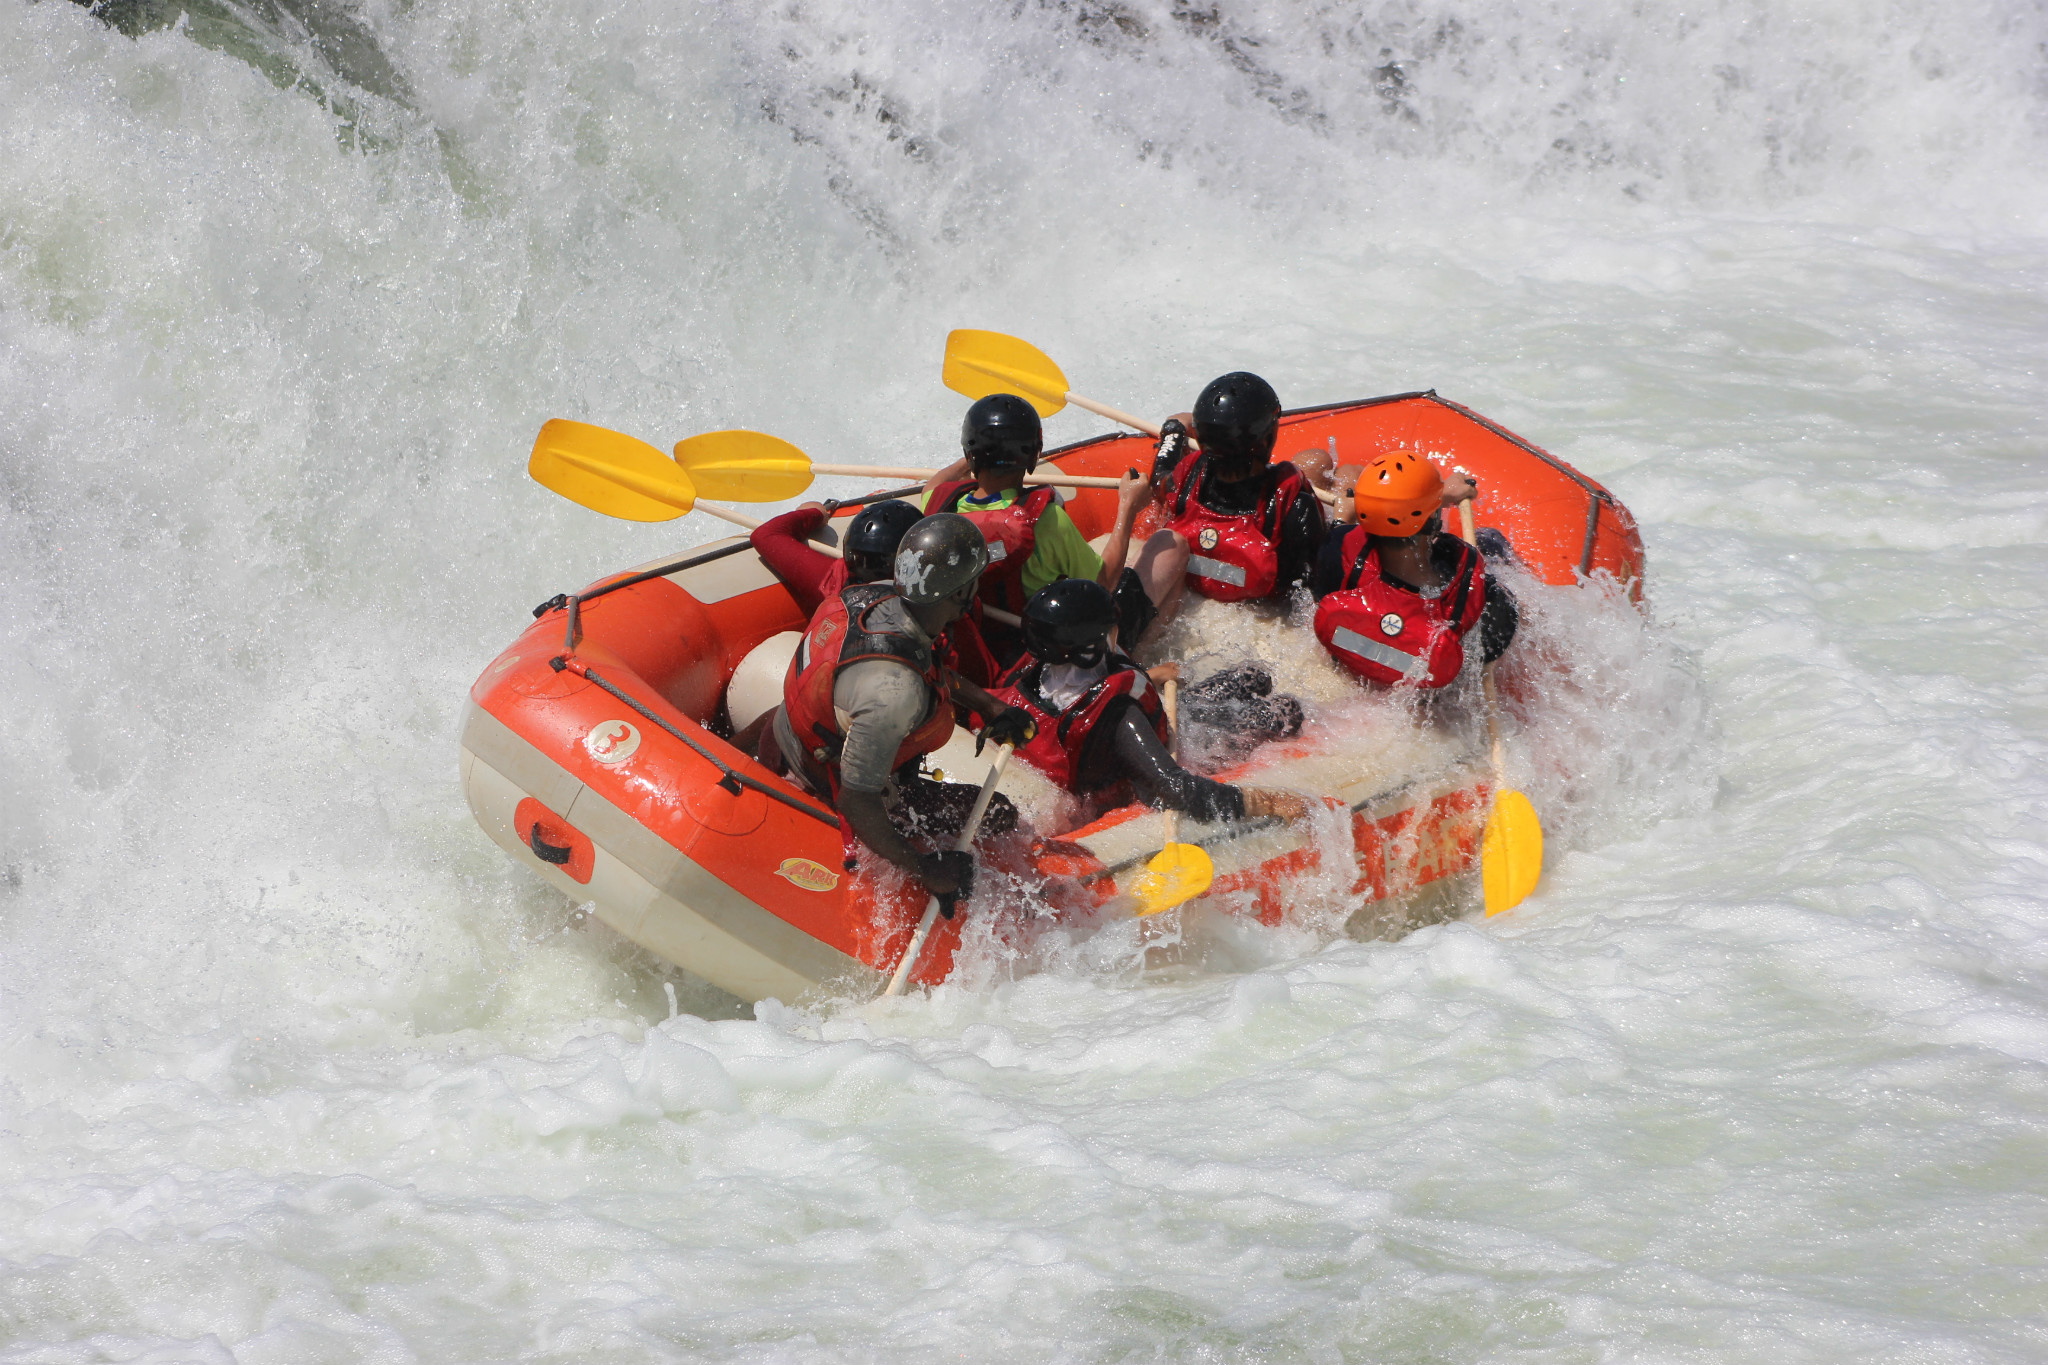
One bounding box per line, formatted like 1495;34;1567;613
1039;389;1622;578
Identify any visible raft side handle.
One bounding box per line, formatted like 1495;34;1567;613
529;825;574;864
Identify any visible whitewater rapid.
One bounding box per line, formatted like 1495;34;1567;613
3;0;2046;1358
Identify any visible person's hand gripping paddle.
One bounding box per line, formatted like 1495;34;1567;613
882;745;1015;998
1458;500;1542;915
1129;676;1215;916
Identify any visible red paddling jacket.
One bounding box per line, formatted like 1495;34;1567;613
1312;527;1486;688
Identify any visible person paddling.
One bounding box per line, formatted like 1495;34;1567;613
986;578;1310;825
1312;451;1518;688
772;514;1039;915
924;394;1182;662
1145;372;1328;610
749;497;922;616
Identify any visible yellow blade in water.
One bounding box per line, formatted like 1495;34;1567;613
530;419;698;522
1482;787;1543;916
672;429;817;502
942;329;1069;417
1131;842;1215;917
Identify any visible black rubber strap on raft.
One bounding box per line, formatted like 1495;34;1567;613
531;484;926;619
551;655;840;830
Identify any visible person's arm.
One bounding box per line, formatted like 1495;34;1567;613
1107;705;1245;822
1477;573;1519;663
749;504;837;616
923;458;968;495
1095;467;1150;590
1150;417;1193;493
1274;479;1328;596
833;661;979;900
1311;527;1352;600
1107;707;1311;823
833;662;927;876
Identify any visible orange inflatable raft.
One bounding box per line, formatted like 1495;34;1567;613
461;391;1643;1003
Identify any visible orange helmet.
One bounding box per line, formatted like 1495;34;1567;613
1353;451;1443;535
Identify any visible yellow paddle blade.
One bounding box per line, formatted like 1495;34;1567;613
672;429;817;502
530;419;698;522
1131;842;1215;917
1482;787;1543;916
942;329;1069;417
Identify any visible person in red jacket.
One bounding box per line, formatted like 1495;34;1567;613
751;497;999;686
923;394;1176;665
1147;372;1327;610
1311;451;1518;688
987;578;1309;825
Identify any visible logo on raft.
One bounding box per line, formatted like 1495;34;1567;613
774;857;840;892
584;719;641;764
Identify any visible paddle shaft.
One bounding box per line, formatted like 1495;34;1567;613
1161;677;1181;848
882;745;1013;997
802;463;1132;490
1457;501;1507;777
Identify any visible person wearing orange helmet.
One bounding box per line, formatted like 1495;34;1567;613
1311;451;1519;689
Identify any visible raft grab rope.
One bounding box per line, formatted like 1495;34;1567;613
550;655;840;830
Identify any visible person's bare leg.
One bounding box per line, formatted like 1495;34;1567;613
1134;528;1190;641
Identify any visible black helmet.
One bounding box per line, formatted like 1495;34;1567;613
893;513;989;604
842;499;923;583
1022;578;1116;667
961;393;1042;472
1192;372;1281;473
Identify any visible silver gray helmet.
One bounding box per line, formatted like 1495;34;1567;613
893;513;989;604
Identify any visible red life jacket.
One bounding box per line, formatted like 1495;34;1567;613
1164;454;1310;603
782;582;955;799
988;656;1167;793
928;480;1060;615
1313;528;1485;689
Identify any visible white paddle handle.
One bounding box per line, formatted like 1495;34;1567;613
882;744;1013;997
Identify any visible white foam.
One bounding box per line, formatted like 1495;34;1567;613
2;0;2045;1357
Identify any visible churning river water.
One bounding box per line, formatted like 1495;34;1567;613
4;0;2047;1359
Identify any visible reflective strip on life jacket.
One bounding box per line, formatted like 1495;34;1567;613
1187;555;1247;588
1164;453;1306;603
1328;626;1422;679
1314;530;1485;690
